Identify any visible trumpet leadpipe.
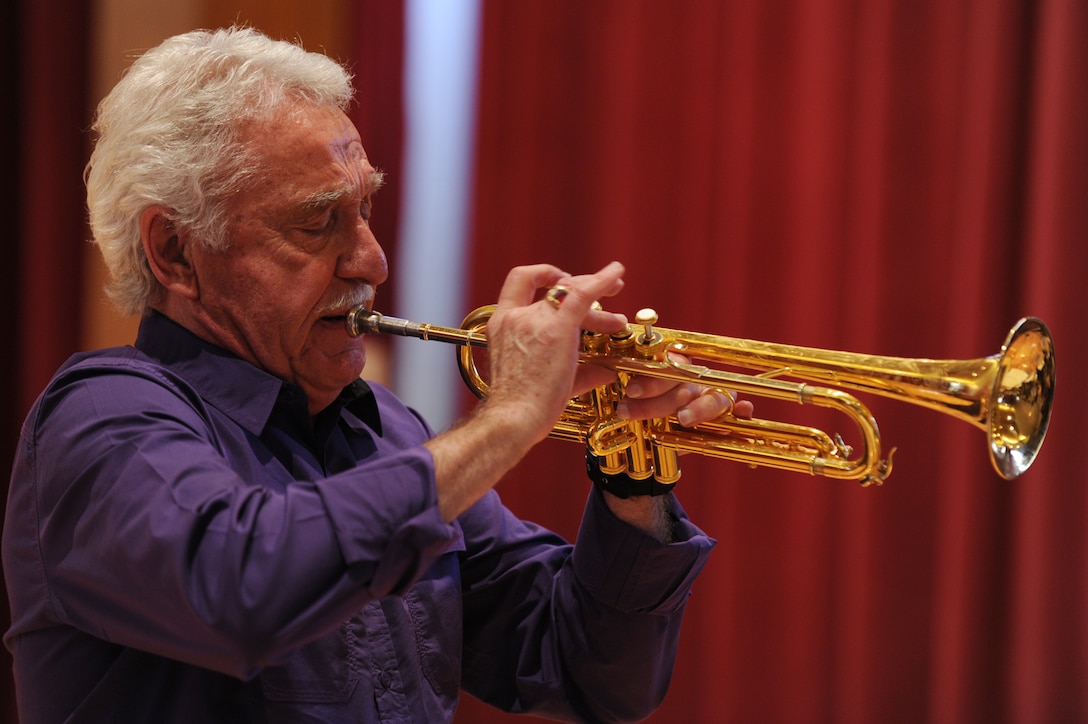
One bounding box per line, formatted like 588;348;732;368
346;307;487;348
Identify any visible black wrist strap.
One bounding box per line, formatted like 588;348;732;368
585;448;675;498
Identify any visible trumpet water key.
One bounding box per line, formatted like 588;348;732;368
346;304;1055;487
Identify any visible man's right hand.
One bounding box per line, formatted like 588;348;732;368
425;262;628;521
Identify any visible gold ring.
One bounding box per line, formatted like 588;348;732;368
700;387;736;414
545;285;570;309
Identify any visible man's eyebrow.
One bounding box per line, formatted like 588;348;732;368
365;169;386;195
301;171;386;211
301;186;354;211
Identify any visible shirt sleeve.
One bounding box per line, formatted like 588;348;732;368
9;360;458;680
458;486;715;722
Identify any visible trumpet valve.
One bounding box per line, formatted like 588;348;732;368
634;308;670;364
635;308;662;346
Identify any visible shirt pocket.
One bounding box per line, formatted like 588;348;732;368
404;549;465;701
259;621;360;704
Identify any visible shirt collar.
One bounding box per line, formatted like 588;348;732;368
321;378;383;437
134;310;379;436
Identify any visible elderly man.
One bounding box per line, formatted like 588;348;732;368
3;27;733;723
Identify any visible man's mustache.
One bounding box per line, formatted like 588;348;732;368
316;287;374;316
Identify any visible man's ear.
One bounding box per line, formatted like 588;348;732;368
141;206;199;300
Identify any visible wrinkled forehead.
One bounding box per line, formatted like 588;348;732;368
237;103;379;197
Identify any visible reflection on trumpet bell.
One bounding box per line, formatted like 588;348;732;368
346;304;1055;486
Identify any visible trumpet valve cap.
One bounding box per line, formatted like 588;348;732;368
635;308;659;342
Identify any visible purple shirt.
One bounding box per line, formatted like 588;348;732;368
4;311;715;723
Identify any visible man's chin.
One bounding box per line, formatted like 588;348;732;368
305;349;367;385
331;349;368;383
295;356;367;410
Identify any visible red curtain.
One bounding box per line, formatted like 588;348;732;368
2;1;94;720
457;1;1087;722
348;0;406;316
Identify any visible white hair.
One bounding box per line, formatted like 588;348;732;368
85;26;355;315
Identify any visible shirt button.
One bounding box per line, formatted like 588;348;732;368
377;672;392;690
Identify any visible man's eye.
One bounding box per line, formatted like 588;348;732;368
300;212;335;235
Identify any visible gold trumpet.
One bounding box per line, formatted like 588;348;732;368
346;305;1055;487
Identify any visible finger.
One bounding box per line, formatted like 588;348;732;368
624;374;676;400
580;260;627;300
580;307;628;335
616;383;700;421
618;385;747;426
571;363;619;397
733;397;755;420
549;261;627;320
496;264;568;308
624;350;692;399
676;389;736;427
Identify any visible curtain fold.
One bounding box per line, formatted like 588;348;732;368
1008;1;1087;721
458;1;1086;721
3;1;94;719
348;0;406;317
15;3;93;417
0;1;20;717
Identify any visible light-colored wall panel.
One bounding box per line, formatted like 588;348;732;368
199;0;352;61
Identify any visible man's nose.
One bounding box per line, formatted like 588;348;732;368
339;220;389;286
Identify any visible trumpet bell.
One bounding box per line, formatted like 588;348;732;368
989;317;1055;479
